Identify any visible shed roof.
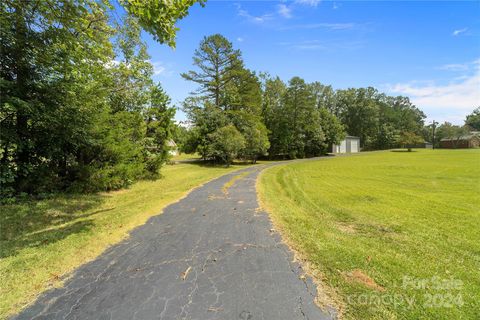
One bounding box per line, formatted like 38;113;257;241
166;139;177;147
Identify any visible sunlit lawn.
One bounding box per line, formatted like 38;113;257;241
0;161;250;319
171;152;202;161
258;149;480;319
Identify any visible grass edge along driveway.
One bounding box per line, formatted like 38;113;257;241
257;149;480;319
0;162;253;319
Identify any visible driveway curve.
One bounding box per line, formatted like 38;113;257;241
15;165;333;320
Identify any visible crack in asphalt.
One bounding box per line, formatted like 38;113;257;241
14;165;333;320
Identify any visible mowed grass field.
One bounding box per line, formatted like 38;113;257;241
0;162;249;319
258;149;480;319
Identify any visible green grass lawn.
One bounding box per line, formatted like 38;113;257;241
258;149;480;319
0;162;250;319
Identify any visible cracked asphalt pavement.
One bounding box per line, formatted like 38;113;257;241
15;165;333;320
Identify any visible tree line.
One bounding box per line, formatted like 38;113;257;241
0;0;204;198
179;34;429;163
429;107;480;148
2;0;476;198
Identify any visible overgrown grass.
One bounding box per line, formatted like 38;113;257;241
258;149;480;319
0;162;249;319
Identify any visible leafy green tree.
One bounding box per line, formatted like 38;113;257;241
179;128;198;154
181;34;242;108
85;110;147;191
171;124;190;153
109;16;153;113
224;69;268;162
120;0;205;47
182;34;268;164
144;84;176;173
335;87;379;149
241;122;270;163
223;68;262;113
183;98;229;159
436;122;470;148
1;0;114;195
88;16;174;190
388;96;426;134
232;112;270;163
0;0;191;197
260;75;289;158
318;107;345;153
310;82;338;115
208;125;245;166
397;132;424;152
332;88;425;150
283;77;320;158
465;107;480;130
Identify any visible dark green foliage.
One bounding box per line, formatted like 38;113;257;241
182;34;427;162
261;75;343;158
334;88;426;150
397;131;424;152
182;34;269;163
0;1;185;198
435;122;470;148
318;107;345;152
171;124;189;153
181;34;242;108
465;107;480;130
208;125;245;166
120;0;205;48
144;84;176;172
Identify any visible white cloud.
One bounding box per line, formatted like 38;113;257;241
236;4;274;24
277;4;292;19
151;62;165;76
279;39;365;51
388;59;480;124
437;63;468;72
151;61;173;77
295;0;321;7
452;28;467;36
279;22;356;31
236;3;293;23
237;37;244;42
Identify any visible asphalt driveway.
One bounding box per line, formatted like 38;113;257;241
15;165;333;320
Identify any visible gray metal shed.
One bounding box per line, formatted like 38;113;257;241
332;136;360;153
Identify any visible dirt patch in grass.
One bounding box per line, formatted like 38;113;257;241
336;223;356;234
343;269;385;292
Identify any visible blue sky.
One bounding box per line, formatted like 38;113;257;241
139;1;479;125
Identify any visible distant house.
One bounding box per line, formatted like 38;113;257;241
440;134;480;149
166;139;178;156
332;136;360;153
408;142;432;149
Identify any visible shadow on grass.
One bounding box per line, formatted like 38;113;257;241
170;159;260;168
0;195;109;259
390;149;418;153
171;155;328;168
